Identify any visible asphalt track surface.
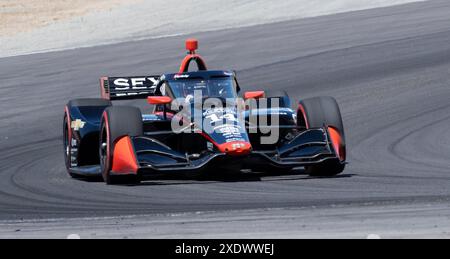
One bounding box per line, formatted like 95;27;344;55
1;0;450;237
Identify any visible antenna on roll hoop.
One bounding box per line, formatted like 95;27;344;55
186;39;198;54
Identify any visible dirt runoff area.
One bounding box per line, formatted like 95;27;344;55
0;0;139;36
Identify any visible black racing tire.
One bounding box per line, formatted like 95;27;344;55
99;106;143;185
298;96;346;177
63;113;80;179
63;98;111;179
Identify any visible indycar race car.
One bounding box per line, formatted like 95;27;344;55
63;39;346;184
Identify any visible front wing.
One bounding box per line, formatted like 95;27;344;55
117;127;342;176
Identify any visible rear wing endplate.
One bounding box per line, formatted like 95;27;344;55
100;76;160;100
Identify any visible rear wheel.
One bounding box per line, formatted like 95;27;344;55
298;96;346;177
63;99;111;179
100;106;143;185
265;90;291;108
63;113;81;179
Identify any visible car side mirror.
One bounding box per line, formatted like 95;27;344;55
148;96;172;105
148;96;173;120
244;91;265;100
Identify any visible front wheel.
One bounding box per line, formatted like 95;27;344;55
305;160;345;177
298;96;346;177
100;106;143;185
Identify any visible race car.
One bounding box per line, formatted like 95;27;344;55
63;39;347;184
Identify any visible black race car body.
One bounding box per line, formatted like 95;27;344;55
64;39;346;184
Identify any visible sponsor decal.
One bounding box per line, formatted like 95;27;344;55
142;114;163;121
207;142;214;151
71;119;86;131
112;77;159;90
174;74;190;79
230;143;247;150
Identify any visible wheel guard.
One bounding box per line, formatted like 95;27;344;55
275;127;342;164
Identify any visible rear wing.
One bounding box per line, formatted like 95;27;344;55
100;76;160;100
